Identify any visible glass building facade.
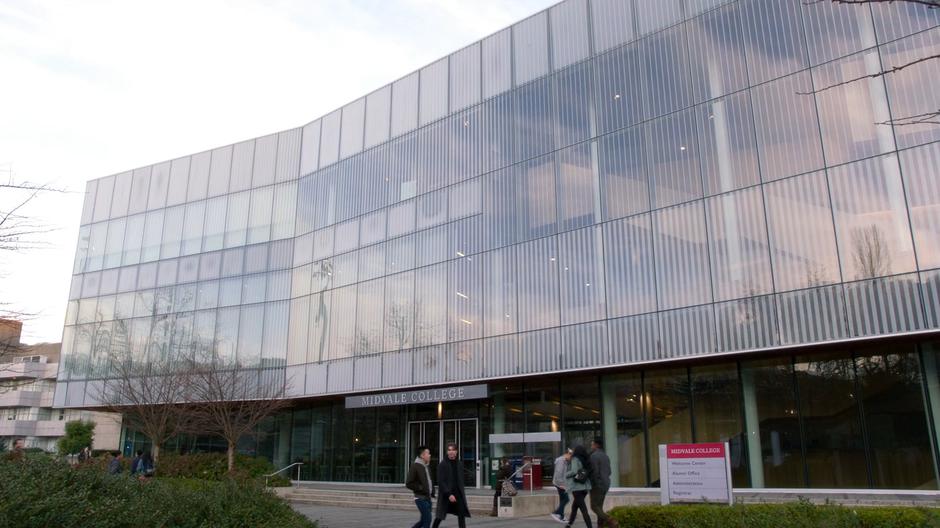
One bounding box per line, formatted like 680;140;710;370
60;0;940;489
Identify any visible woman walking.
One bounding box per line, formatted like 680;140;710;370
564;445;593;528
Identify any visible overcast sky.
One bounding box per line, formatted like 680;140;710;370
0;0;556;344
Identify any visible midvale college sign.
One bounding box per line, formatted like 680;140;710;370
345;384;489;409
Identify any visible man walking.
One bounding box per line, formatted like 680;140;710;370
589;438;616;528
406;445;435;528
433;442;470;528
551;448;572;523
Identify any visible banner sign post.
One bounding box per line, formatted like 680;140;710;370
659;442;733;505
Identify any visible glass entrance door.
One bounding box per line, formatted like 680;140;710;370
407;419;479;487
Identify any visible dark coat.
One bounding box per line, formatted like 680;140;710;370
435;458;471;520
405;461;433;500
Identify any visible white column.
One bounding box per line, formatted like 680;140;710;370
740;366;764;488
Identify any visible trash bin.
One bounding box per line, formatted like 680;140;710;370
522;456;543;490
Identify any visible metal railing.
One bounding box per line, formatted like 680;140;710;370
264;462;304;487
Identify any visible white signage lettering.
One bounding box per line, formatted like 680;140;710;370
345;384;489;409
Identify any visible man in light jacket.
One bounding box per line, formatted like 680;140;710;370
589;437;617;528
551;448;572;522
406;445;434;528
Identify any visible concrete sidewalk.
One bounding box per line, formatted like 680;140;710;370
294;504;570;528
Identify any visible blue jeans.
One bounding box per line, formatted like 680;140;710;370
553;486;569;517
412;497;432;528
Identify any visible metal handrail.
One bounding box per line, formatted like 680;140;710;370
264;462;304;487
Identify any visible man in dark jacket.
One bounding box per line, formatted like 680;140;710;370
406;445;434;528
108;452;123;475
590;438;617;528
433;442;470;528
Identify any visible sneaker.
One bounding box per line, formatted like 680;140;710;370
550;513;564;523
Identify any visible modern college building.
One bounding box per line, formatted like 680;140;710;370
57;0;940;491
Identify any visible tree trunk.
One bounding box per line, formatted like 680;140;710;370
227;441;235;472
152;443;160;465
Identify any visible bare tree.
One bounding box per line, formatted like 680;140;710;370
851;224;892;279
92;340;196;463
187;358;289;472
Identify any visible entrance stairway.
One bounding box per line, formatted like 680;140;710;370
282;484;496;515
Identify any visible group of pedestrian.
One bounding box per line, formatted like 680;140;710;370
405;437;615;528
406;442;470;528
551;438;617;528
107;449;155;480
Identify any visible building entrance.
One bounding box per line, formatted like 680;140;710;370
408;419;479;488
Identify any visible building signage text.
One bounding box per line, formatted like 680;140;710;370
659;442;733;505
345;384;489;409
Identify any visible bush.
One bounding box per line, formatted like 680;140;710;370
156;452;291;486
57;420;95;455
0;456;315;528
610;503;940;528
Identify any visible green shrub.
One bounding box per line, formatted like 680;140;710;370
57;420;95;455
0;456;315;528
609;503;940;528
155;452;291;486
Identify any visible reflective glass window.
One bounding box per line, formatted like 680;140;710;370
645;368;693;484
705;188;773;301
691;364;748;487
741;0;809;84
641;24;692;119
355;278;385;355
482;28;512;99
764;172;840;291
384;271;415;352
147;161;170;210
828;155;916;280
647;109;702;209
513;77;553;163
237;304;264;368
104;218;126;270
208;145;232;197
513;12;549;85
881;28;940;150
654;202;712;310
687;2;748;102
558;226;606;325
111;171;132;218
514;236;560;332
595;42;645;134
599;126;648;221
247;186;274;244
900;142;940;270
128;167;151;216
604;215;656;317
516;155;557;242
187;151;211;202
553;62;593;149
181;201;206;256
224;191;250;248
556;142;598;232
697;92;760;196
751;72;824;182
203;197;227;252
160;205;184;260
141;210;164;263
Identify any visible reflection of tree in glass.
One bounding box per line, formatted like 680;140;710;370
851;224;891;280
312;260;333;359
804;263;830;288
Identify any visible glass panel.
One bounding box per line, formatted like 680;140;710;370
104;218;126;269
740;356;804;487
248;186;274;244
550;0;589;69
741;0;809;84
122;216;145;267
141;210;164;263
697;91;759;196
513;12;549;85
147;161;170;210
419;59;448;126
556;142;598;232
691;364;747;487
340;98;365;158
604;215;656;317
595;42;645;134
591;0;635;53
829;155;916;281
208;145;232;197
553;62;593;149
647;109;701;208
181;201;206;256
384;271;415;352
814;51;895;166
415;262;448;347
881;27;940;150
751;72;824;182
187;151;211;202
513;78;553;163
687;2;748;102
111;171;133;218
514;236;560;332
450;43;481;112
855;346;936;489
705;187;773;301
237;304;264;368
482;247;517;337
645;368;692;485
160;206;184;260
203;197;227;252
224;191;250;248
603;373;646;486
92;175;113;223
557;226;606;325
482;28;512;99
516;155;556;242
355;279;385;356
641;24;692;119
764;172;841;291
901;142;940;270
599;126;648;221
653;202;712;310
365;86;391;149
562;375;600;449
795;353;867;488
802;0;875;66
391;73;419;138
229;140;254;193
128;167;151;215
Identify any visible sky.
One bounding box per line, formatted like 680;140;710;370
0;0;557;344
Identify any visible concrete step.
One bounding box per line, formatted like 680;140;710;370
284;487;495;514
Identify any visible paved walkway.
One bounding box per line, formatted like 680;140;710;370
294;504;568;528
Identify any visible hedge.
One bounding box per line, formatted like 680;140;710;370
155;452;291;486
0;457;314;528
610;503;940;528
